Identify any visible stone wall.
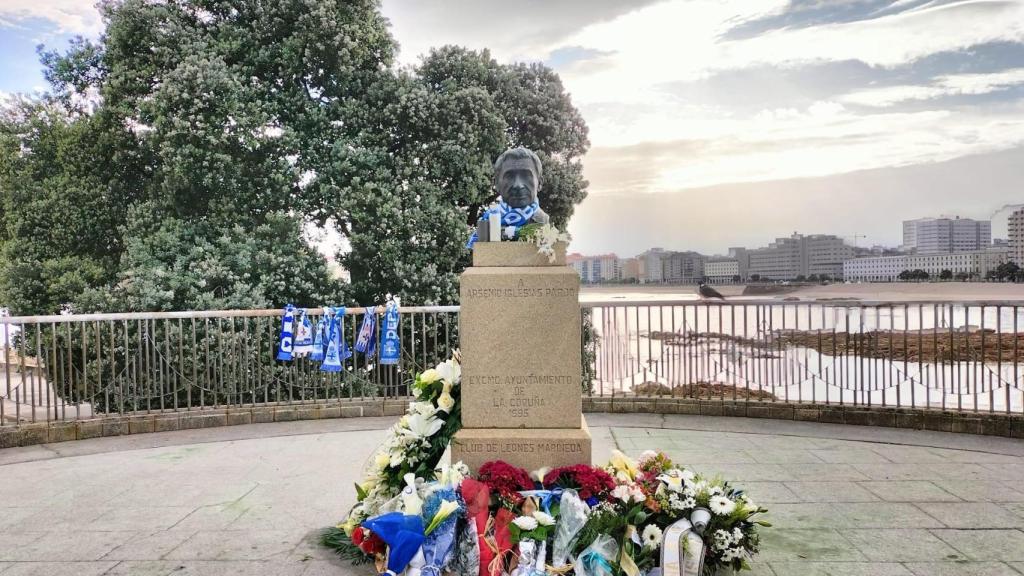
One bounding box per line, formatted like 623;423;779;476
2;396;1022;449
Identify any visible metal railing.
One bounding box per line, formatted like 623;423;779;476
2;299;1023;427
0;307;457;426
587;299;1024;414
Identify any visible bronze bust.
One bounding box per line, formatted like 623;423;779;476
474;147;549;243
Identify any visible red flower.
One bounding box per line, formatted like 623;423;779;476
478;461;534;504
352;526;386;556
542;464;616;500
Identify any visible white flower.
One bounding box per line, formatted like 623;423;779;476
709;495;736;516
641;525;663;549
419;368;440;384
531;467;551;483
533;511;555;526
389;450;405;468
658;474;684;493
437;392;455;413
668;494;695;511
720;547;746;563
436;358;461;385
639;450;659;461
403;412;443;439
512;516;538;531
411;402;437;417
713;529;733;549
611;485;632;503
741;495;759;513
630;486;646;503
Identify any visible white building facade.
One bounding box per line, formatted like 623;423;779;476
902;217;992;253
704;259;739;283
844;249;1009;281
1010;208;1024;266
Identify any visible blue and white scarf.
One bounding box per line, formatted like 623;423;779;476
321;307;352;372
354;307;378;359
275;304;296;361
465;200;539;248
380;299;401;365
293;309;315;357
309;313;326;362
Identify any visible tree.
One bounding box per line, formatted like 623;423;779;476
939;269;953;281
328;47;589;305
1;1;591;313
955;271;970;281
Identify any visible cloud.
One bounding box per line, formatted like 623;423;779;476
380;0;663;64
0;0;103;36
840;69;1024;106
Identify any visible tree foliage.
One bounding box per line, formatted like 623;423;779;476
0;0;590;314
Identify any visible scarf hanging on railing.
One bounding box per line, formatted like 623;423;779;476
354;306;378;359
293;309;315;357
321;306;352;372
276;304;296;361
465;200;539;248
310;312;326;362
380;297;401;365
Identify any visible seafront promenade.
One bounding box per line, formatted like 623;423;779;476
2;413;1024;576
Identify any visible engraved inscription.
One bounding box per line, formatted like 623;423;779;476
465;279;578;299
460;441;584;454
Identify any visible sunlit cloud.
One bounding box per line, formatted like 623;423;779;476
0;0;103;36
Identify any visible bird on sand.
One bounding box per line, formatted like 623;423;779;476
698;282;726;300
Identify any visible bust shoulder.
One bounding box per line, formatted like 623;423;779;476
531;208;550;224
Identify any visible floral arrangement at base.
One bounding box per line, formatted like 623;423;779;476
323;353;770;576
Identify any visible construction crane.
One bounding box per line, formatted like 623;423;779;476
844;234;867;249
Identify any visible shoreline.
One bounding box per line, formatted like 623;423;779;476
580;282;1024;303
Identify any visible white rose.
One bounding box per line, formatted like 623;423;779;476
611;485;632;503
512;516;538;531
437;392;455;413
419;368;440;384
533;511;555;526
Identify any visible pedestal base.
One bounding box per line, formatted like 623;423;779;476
451;417;592;474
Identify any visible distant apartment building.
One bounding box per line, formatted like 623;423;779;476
745;233;854;280
568;253;621;283
639;248;666;283
902;216;991;253
1010;208;1024;265
619;257;642;283
704;258;739;284
661;251;705;283
844;248;1008;281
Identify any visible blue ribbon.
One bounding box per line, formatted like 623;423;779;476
380;300;400;365
465;200;539;248
275;304;296;361
580;550;614;576
518;489;564;515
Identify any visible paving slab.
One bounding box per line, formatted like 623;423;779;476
0;414;1022;576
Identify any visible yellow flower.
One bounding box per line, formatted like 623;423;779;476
339;516;359;537
419;368;440;384
609;450;640;482
442;380;453;394
374;452;390;470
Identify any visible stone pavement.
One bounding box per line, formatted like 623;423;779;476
0;413;1023;575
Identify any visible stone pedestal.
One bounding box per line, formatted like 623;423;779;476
452;242;591;473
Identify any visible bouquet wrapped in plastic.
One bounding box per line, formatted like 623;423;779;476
552;489;589;568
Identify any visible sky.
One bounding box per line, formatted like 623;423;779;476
2;0;1024;256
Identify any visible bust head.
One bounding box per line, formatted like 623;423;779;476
494;147;542;209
